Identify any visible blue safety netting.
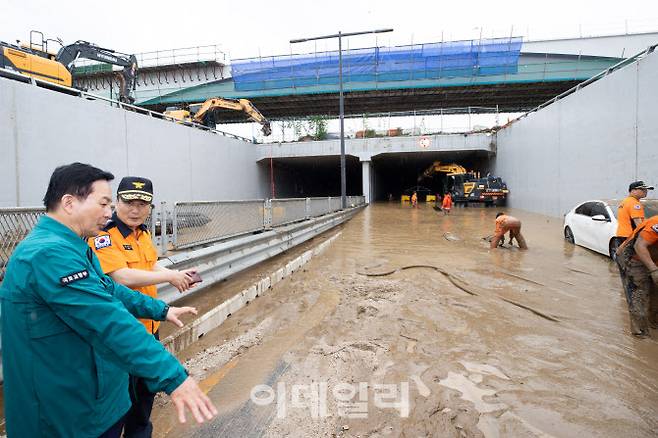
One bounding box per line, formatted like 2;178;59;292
231;37;523;91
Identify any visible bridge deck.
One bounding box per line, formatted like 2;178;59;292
139;53;621;119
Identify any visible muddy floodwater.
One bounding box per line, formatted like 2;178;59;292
153;203;658;438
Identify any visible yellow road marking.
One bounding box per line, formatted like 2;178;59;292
199;357;239;393
161;357;240;436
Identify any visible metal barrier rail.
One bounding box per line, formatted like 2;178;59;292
270;198;307;227
330;197;342;213
0;196;368;266
347;196;365;207
0;207;45;280
308;197;333;217
172;200;265;250
171;196;368;250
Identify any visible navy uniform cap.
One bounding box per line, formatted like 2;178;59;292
629;181;654;191
117;176;153;202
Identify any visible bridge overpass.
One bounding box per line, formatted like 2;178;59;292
138;51;620;120
67;32;657;125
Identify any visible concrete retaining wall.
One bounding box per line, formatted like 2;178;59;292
0;78;266;207
493;49;658;217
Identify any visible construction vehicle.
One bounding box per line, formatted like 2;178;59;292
163;97;272;136
418;161;509;206
1;31;138;103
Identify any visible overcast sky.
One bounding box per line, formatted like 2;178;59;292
3;0;658;60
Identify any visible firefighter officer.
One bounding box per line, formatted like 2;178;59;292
89;176;198;437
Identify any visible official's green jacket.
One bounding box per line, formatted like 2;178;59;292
0;216;188;437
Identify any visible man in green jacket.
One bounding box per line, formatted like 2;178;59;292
0;163;217;437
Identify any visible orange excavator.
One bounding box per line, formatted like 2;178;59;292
1;30;138;103
164;97;272;136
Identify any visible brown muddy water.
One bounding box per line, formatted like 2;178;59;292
154;203;658;437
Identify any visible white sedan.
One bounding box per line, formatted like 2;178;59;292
563;199;658;259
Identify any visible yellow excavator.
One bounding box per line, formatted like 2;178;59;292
419;162;468;178
1;31;138;103
418;161;509;205
164;97;272;136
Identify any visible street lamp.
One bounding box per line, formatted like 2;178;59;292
291;28;393;208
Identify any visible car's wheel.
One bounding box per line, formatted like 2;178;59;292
564;226;575;244
609;239;620;261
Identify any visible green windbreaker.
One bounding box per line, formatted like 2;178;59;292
0;216;187;437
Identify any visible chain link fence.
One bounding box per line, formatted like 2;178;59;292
347;196;365;207
330;197;342;213
0;207;46;280
270;198;308;227
0;196;368;269
308;197;333;217
172;200;265;250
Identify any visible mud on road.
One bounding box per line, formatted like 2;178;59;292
154;203;658;438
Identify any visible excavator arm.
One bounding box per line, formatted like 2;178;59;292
56;41;138;103
418;161;468;181
192;97;272;136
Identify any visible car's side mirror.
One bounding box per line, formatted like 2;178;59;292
591;214;608;222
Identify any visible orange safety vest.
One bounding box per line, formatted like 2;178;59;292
442;195;452;209
89;214;159;333
616;196;645;238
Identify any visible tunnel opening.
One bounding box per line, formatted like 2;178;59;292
263;156;362;198
371;151;493;202
259;150;498;202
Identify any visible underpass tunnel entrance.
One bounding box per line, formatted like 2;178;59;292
371;151;492;202
262;156;362;198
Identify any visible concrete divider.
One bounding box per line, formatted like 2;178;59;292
162;232;341;355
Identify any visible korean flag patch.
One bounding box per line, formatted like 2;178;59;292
652;224;658;234
94;235;112;249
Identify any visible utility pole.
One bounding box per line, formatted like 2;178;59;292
291;28;393;208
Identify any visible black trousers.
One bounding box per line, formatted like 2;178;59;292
124;331;159;438
97;415;125;438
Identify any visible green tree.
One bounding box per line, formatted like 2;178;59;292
306;115;328;140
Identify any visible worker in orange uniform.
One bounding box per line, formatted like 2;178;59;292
89;176;198;438
411;191;418;208
613;181;654;250
441;192;452;215
490;212;528;250
616;215;658;337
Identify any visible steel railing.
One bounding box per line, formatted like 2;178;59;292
308;197;333;217
270;198;308;227
0;196;367;271
171;196;366;250
172;200;265;250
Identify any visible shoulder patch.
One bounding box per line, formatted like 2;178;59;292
633;204;642;210
94;235;112;249
60;270;89;285
652;224;658;233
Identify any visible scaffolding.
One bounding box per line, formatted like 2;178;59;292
231;37;523;91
